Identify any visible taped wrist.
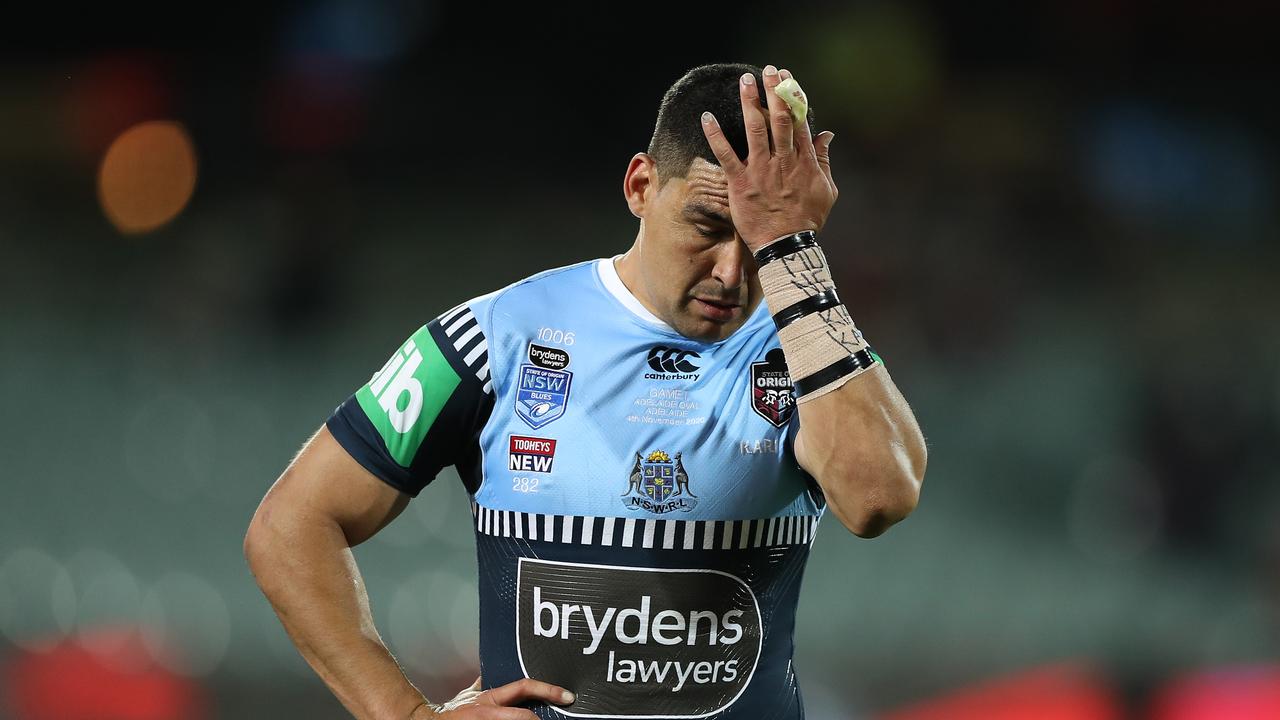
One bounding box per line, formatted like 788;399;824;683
755;231;880;402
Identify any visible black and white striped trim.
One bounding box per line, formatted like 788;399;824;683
470;502;821;549
438;303;492;394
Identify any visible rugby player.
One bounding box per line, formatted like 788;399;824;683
245;62;928;719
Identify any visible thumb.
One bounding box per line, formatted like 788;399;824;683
814;131;835;186
815;131;834;163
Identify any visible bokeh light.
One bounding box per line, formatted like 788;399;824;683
387;569;445;674
3;632;209;720
66;549;144;664
282;0;434;66
0;548;76;652
799;3;941;136
123;391;216;502
97;120;197;235
881;663;1123;720
446;574;479;663
63;55;171;159
1151;665;1280;720
1067;454;1164;563
140;573;231;677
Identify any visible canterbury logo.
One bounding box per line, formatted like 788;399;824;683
647;346;701;374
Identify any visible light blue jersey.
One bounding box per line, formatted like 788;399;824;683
329;256;839;719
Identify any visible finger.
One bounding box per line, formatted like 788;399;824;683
700;111;745;178
761;64;794;158
486;677;575;707
779;69;814;159
738;70;771;161
814;131;836;189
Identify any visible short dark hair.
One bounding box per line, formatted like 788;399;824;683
647;63;817;189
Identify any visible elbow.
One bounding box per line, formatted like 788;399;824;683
243;502;278;581
243;514;265;577
244;504;295;599
843;486;919;538
835;448;926;539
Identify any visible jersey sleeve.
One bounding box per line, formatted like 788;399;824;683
782;406;826;511
325;300;495;497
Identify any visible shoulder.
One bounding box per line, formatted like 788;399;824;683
426;258;601;330
462;257;603;328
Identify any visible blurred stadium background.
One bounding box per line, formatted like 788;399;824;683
1;2;1277;718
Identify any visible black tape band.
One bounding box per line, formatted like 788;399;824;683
772;289;841;330
753;230;818;266
793;348;878;397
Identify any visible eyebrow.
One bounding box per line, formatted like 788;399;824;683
681;203;733;226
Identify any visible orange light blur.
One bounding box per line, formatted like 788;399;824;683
97;120;197;235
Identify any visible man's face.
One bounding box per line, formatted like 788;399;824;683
634;157;763;343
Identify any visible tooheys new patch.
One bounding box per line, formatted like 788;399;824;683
509;435;556;473
749;348;795;428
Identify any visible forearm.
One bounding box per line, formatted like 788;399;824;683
245;508;431;720
793;365;926;536
754;231;926;536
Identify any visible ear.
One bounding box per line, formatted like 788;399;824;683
623;153;659;219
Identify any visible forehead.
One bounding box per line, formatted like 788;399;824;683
677;158;730;221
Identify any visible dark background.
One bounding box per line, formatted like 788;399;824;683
1;2;1277;718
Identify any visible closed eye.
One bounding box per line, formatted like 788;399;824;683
683;204;735;237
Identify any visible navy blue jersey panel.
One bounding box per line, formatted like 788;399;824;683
470;505;816;719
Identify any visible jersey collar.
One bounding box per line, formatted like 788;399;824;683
597;254;673;330
595;255;768;343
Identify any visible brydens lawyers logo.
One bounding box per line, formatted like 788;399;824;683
621;450;697;514
644;346;701;381
528;342;569;370
509;435;556;473
750;348;795;428
517;558;762;718
516;342;572;430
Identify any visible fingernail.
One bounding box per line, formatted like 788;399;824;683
561;690;576;703
827;132;835;146
701;111;714;124
779;69;792;81
763;64;777;76
741;72;754;86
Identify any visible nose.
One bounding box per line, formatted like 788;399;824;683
711;238;750;290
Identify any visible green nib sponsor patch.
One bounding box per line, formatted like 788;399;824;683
356;325;460;467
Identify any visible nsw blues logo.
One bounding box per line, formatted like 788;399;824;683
515;364;572;429
621;450;697;514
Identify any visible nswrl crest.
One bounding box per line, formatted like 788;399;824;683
621;450;697;514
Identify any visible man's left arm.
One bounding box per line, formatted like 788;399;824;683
699;64;926;538
792;361;927;538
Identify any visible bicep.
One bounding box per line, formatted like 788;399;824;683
251;303;494;548
256;425;410;548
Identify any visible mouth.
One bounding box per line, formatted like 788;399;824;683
692;297;741;322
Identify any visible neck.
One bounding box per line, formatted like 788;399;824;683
614;244;667;323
